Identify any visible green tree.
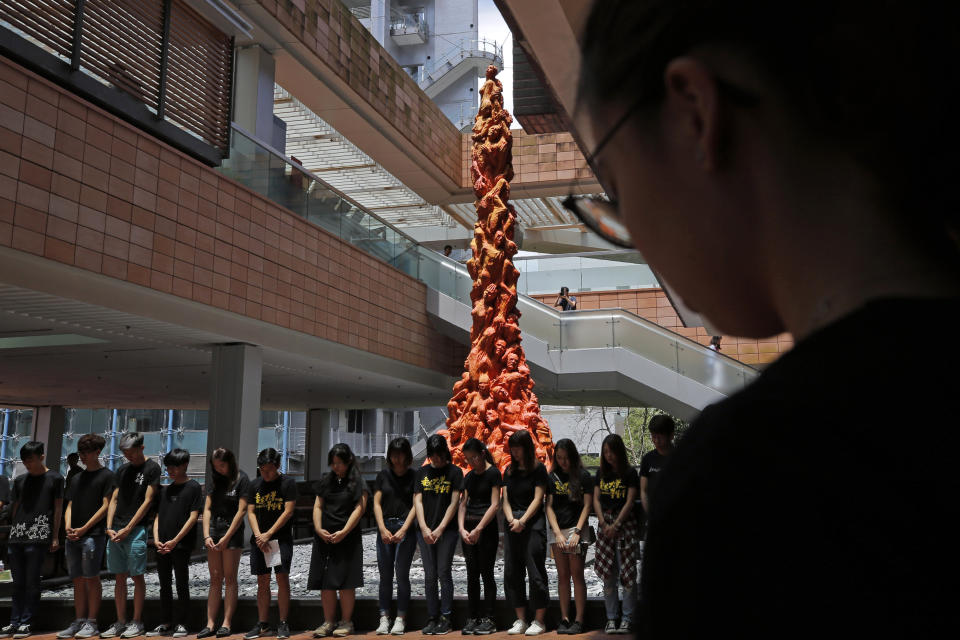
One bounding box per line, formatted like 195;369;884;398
623;407;689;465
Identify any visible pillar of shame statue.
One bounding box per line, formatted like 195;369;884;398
440;65;554;473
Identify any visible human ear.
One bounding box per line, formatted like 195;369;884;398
663;57;723;171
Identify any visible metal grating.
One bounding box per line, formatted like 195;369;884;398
443;195;579;229
273;85;455;228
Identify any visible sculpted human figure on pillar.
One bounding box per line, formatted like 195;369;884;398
441;65;554;473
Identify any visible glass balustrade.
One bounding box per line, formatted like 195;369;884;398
218;126;758;395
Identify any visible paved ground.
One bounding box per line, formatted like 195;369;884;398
26;632;620;640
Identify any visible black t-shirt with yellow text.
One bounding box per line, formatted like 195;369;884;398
414;463;463;529
595;467;639;513
246;475;298;541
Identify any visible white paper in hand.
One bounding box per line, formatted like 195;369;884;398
264;540;281;567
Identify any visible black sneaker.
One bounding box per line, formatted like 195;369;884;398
12;626;31;640
557;620;570;635
215;629;232;638
277;622;290;640
197;629;216;640
0;625;15;639
421;619;438;636
244;623;271;640
565;622;583;635
472;619;495;636
432;617;451;636
461;619;476;636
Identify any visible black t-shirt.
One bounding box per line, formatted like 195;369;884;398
595;467;639;513
156;479;203;549
374;468;415;520
504;463;549;528
247;475;298;540
10;470;64;544
315;472;364;532
415;463;463;530
642;298;960;637
112;459;161;529
207;470;251;523
67;467;115;536
639;449;669;507
463;464;503;519
549;468;594;529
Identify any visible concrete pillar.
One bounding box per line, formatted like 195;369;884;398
370;0;388;47
208;344;262;484
234;45;277;145
305;408;338;481
32;405;66;475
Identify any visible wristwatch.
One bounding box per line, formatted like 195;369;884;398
573;527;582;534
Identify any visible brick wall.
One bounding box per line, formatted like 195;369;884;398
0;57;465;375
259;0;462;187
460;129;596;188
530;289;794;366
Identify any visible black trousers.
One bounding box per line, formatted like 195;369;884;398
504;525;548;611
157;548;191;626
462;519;499;618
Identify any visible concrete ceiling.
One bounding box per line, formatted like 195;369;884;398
0;248;456;410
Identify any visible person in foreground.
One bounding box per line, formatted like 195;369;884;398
574;0;960;635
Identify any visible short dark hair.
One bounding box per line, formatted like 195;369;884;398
425;434;451;463
67;452;79;463
257;447;282;469
163;448;190;467
119;432;144;450
386;437;413;467
77;433;106;454
507;429;536;473
443;244;453;251
648;414;676;436
19;440;44;460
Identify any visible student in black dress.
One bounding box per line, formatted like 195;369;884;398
593;435;639;635
245;449;298;640
3;441;63;639
148;449;202;638
310;444;368;638
457;438;502;636
414;435;463;635
502;430;550;636
199;448;250;639
545;439;593;635
372;438;417;636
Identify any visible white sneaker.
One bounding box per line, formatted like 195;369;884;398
376;617;391;635
507;620;528;635
524;621;545;636
604;620;618;634
389;618;405;636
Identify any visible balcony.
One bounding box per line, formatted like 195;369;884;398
390;11;428;46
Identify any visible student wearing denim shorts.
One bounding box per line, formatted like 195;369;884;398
58;434;116;640
102;433;161;640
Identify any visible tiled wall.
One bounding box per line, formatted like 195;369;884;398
530;289;794;366
460;129;596;188
0;57;465;375
259;0;462;187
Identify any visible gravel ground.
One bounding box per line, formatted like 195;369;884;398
44;531;636;599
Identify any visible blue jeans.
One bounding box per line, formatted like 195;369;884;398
417;527;458;618
603;546;637;623
376;518;417;616
7;544;46;626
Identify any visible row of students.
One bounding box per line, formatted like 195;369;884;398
361;431;641;637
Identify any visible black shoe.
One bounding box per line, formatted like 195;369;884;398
461;619;476;636
197;629;216;639
432;617;451;636
565;621;584;635
472;619;495;636
421;619;438;636
557;620;570;635
0;625;15;639
215;629;232;638
244;623;271;640
277;622;289;640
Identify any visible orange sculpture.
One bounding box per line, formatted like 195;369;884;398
440;65;554;474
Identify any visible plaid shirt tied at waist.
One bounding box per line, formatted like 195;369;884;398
594;508;640;589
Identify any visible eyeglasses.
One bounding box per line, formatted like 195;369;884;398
563;79;758;249
562;98;647;249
